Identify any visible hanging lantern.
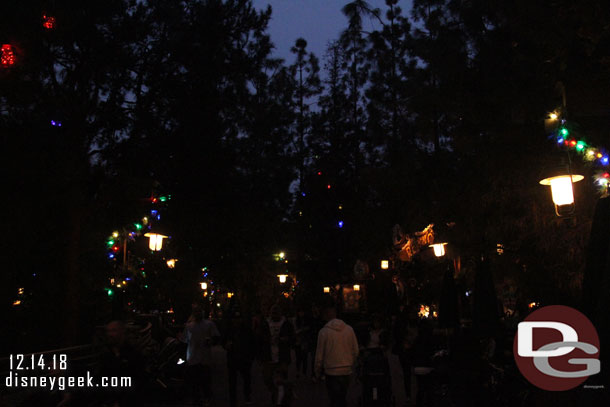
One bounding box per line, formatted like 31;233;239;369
380;260;389;270
323;286;330;293
353;284;360;291
1;44;16;67
144;232;167;251
539;165;584;217
277;274;288;283
430;243;448;257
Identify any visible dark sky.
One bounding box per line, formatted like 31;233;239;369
252;0;410;63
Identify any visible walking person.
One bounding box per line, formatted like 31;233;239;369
181;305;220;406
257;305;295;405
314;302;359;407
223;307;256;407
394;305;419;404
294;308;312;379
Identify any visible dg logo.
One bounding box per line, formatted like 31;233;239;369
513;305;600;391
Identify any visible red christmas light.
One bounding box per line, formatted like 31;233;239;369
1;44;16;67
317;171;322;176
603;173;610;178
327;184;331;189
569;140;577;147
42;14;56;29
112;245;120;253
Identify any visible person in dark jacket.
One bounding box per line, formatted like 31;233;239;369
223;308;256;407
96;320;145;406
257;305;295;402
294;308;312;379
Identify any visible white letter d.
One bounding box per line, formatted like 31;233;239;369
518;321;577;357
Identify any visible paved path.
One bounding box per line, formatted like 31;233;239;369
147;346;408;407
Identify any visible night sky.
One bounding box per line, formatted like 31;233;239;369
252;0;409;61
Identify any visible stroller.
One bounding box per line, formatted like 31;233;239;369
359;348;393;406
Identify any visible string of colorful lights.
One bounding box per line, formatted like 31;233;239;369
549;116;610;191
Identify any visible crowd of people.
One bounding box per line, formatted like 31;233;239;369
175;299;464;407
44;299;515;407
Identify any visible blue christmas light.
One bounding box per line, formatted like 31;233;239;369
51;120;62;127
125;277;131;281
603;156;609;165
108;253;115;259
557;137;564;144
151;210;158;216
338;220;344;228
301;192;306;197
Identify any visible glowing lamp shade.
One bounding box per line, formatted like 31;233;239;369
323;286;330;293
353;284;360;291
430;243;447;257
200;282;208;290
277;274;288;283
380;260;389;270
539;172;584;217
540;175;583;206
144;232;167;251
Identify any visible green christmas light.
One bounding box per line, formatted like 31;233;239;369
106;239;115;247
106;288;114;296
559;127;569;137
144;284;149;288
576;141;586;151
159;196;167;202
134;223;142;230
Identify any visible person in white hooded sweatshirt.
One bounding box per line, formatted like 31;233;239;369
315;303;359;407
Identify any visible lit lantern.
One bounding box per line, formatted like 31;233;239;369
380;260;389;270
353;284;360;291
166;259;177;268
418;305;430;318
430;243;448;257
539;166;584;217
144;232;167;251
1;44;16;67
277;274;288;283
323;286;330;293
200;282;207;290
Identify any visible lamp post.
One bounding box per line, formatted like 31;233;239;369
430;242;448;257
539;165;584;217
144;231;168;251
